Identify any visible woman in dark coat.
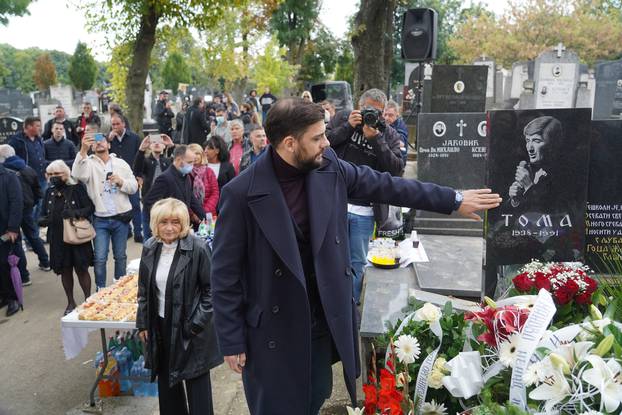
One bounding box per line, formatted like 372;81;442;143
39;160;94;315
136;198;222;415
204;135;236;190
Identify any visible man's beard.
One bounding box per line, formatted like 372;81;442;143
294;148;322;173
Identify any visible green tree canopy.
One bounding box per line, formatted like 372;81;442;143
161;51;191;91
0;0;34;25
251;38;298;95
270;0;320;66
69;42;97;92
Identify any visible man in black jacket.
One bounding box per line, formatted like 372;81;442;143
108;114;143;242
155;91;174;137
143;145;205;232
42;105;77;144
0;164;23;316
133;135;173;238
44;121;77;168
0;145;50;283
326;88;404;303
182;96;210;146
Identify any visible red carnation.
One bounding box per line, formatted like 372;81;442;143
553;280;579;305
512;273;534;292
583;276;598;294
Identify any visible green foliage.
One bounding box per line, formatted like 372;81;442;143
161;51;191;92
33;53;56;92
106;42;132;106
298;27;339;85
250;38;298;95
334;40;354;85
471;388;531;415
449;0;622;67
0;0;33;25
269;0;320;65
69;42;97;92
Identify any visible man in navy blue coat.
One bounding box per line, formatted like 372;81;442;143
211;98;501;415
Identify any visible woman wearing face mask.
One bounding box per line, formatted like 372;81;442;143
39;160;95;315
227;119;249;175
187;144;219;217
207;107;232;145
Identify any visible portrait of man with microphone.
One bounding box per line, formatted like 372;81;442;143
508;116;562;212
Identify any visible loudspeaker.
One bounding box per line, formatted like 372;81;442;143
401;8;438;62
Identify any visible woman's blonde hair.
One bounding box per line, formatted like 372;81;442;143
301;91;313;101
150;198;191;240
46;160;76;184
187;143;206;165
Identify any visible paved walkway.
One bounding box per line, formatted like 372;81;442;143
0;240;356;415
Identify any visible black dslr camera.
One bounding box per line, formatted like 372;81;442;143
359;107;386;132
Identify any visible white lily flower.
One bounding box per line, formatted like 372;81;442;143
581;355;622;413
394;334;421;364
529;371;571;413
550;341;593;368
346;407;364;415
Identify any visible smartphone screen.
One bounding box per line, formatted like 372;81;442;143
94;133;105;142
149;133;163;144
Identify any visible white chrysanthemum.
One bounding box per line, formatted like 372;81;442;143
394;334;421;364
498;334;521;368
421;400;447;415
523;362;543;386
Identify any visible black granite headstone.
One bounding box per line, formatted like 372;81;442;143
484;108;592;296
414;112;487;235
585;120;622;272
430;65;487;113
0;89;34;119
0;116;23;144
593;59;622;120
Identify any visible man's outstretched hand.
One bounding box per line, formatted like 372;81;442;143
457;189;502;221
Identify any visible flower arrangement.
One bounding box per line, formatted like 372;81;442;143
351;262;622;415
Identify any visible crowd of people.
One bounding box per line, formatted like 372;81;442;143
0;87;456;415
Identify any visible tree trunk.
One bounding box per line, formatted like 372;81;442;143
352;0;397;105
125;6;159;135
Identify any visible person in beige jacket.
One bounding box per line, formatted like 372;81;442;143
72;122;138;290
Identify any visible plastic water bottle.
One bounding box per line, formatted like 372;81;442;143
131;357;146;396
114;348;131;392
206;212;213;234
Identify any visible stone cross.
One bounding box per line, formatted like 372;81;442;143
555;42;566;58
457;119;467;137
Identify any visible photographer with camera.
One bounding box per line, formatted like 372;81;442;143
326;88;404;303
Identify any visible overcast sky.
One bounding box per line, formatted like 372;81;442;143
0;0;510;60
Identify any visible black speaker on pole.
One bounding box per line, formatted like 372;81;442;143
401;8;438;62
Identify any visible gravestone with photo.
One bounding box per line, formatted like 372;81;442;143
484;108;592;297
585;120;622;272
403;63;432;116
510;61;532;101
414;112;488;236
430;65;487;113
473;57;496;108
593;59;622;120
0;89;34;119
533;43;580;109
0;116;23;144
575;71;595;109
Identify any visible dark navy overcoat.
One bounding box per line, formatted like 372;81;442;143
211;146;455;414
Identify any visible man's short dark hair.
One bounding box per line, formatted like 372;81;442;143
248;125;264;136
173;145;188;159
55;104;64;110
24;116;41;128
52;120;65;127
264;98;325;147
86;121;100;132
110;113;125;124
192;96;203;107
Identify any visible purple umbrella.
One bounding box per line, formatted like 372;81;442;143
7;253;23;306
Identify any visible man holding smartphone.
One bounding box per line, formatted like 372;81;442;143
72;123;138;290
107;114;142;242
